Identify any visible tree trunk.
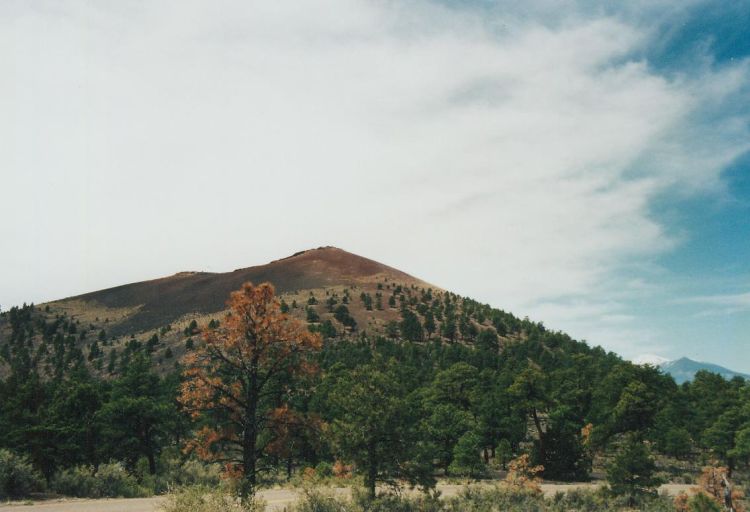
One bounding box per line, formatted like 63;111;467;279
141;429;157;475
444;440;451;476
531;408;546;469
241;423;257;497
147;450;156;475
367;443;377;500
242;363;259;498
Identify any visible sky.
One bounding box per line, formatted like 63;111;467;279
1;0;749;371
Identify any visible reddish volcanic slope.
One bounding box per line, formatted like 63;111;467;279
61;247;435;335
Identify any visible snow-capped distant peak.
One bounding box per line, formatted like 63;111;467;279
632;354;671;366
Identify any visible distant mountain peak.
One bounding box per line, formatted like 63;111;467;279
658;357;750;384
632;354;670;366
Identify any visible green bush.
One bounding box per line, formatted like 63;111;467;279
51;462;148;498
364;492;443;512
292;488;350;512
443;486;546;512
548;488;607;512
160;486;265;512
290;485;680;512
136;452;221;494
166;458;222;488
688;493;722;512
290;488;444;512
51;467;96;498
315;461;334;478
0;449;45;499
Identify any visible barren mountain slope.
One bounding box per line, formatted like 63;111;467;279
50;246;437;337
1;247;526;377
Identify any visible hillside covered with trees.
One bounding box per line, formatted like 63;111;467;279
1;250;748;510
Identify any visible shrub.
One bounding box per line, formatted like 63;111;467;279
693;466;745;512
292;488;351;512
353;489;443;512
292;488;444;512
333;460;354;479
51;462;148;498
445;486;675;512
160;486;265;512
51;467;96;498
549;488;604;512
455;485;547;512
687;492;722;512
169;458;222;487
0;449;45;499
134;451;220;493
504;454;543;492
235;484;685;512
315;461;334;478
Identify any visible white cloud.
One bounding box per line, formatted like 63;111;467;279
679;292;750;316
1;1;748;357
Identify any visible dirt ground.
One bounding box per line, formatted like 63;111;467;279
0;483;695;512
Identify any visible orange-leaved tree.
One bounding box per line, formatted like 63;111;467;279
504;453;544;493
179;282;322;496
694;466;746;512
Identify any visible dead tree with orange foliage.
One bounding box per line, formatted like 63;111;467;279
179;282;322;497
504;454;544;493
695;466;746;512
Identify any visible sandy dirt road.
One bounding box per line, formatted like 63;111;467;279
0;483;694;512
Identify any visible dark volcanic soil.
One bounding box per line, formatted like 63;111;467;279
63;247;432;335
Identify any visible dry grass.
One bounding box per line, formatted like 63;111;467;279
45;299;142;327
